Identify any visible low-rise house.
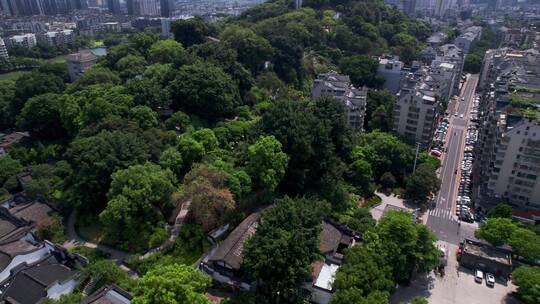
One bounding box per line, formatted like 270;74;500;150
83;284;133;304
0;243;84;304
427;32;449;48
202;211;261;290
66;49;98;82
202;213;358;304
312;72;368;130
308;220;358;304
458;238;513;279
0;132;29;158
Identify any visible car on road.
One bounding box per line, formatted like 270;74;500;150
454;112;458;117
475;270;484;283
460;114;464;118
486;273;495;287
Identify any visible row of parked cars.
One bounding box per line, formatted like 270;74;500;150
456;95;481;222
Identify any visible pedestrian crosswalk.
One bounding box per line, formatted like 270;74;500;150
428;208;454;220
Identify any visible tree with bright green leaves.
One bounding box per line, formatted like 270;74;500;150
0;155;23;187
509;228;540;264
83;260;133;291
404;163;441;204
0;80;16;128
127;77;171;111
464;53;483;73
115;55;147;80
12;71;65;117
259;99;348;197
100;162;176;250
487;203;513;219
411;296;429;304
69;67;120;92
66;131;148;211
132;264;212;304
177;135;205;171
246;135;289;191
171;17;216;47
192;128;219;152
16;93;69;140
357;131;415;182
220;25;273;73
165;111;191;133
129;106;158;130
159;147;183;178
243;197;328;303
375;210;439;283
338;207;376;235
331;289;389;304
148;39;186;64
350;146;374;196
168;62;240;121
474;218;518;246
339;55;383;88
129;31;160;56
512;266;540;304
366;90;395;131
330;246;393;304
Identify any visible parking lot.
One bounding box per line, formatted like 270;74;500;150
390;242;518;304
455;94;486;223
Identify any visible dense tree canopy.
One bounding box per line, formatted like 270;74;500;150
512;266;540;304
244;197;328;303
66;131;148;211
100;162;176;250
168;62;240;121
132;264;211;304
246;135;289;191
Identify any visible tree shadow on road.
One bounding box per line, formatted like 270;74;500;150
390;272;436;304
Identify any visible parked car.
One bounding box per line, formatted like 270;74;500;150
486;273;495;287
475;269;484;283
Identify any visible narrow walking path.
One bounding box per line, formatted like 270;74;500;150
64;211;130;262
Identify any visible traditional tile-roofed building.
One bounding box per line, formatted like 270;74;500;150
83;284;133;304
203;211;261;286
0;244;83;304
66;49;98;82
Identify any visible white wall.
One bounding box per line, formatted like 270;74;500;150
0;246;49;282
46;278;79;300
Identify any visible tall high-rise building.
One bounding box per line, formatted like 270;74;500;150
0;38;9;59
160;0;173;17
107;0;121;14
127;0;159;16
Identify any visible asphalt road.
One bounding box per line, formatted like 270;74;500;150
427;75;479;245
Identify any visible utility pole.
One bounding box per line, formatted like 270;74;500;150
413;142;421;173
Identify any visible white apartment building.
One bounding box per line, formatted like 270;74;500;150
487;118;540;208
37;29;75;48
0;38;8;59
377;56;405;94
5;33;37;49
312;72;368;130
393;70;442;146
476;48;540;209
